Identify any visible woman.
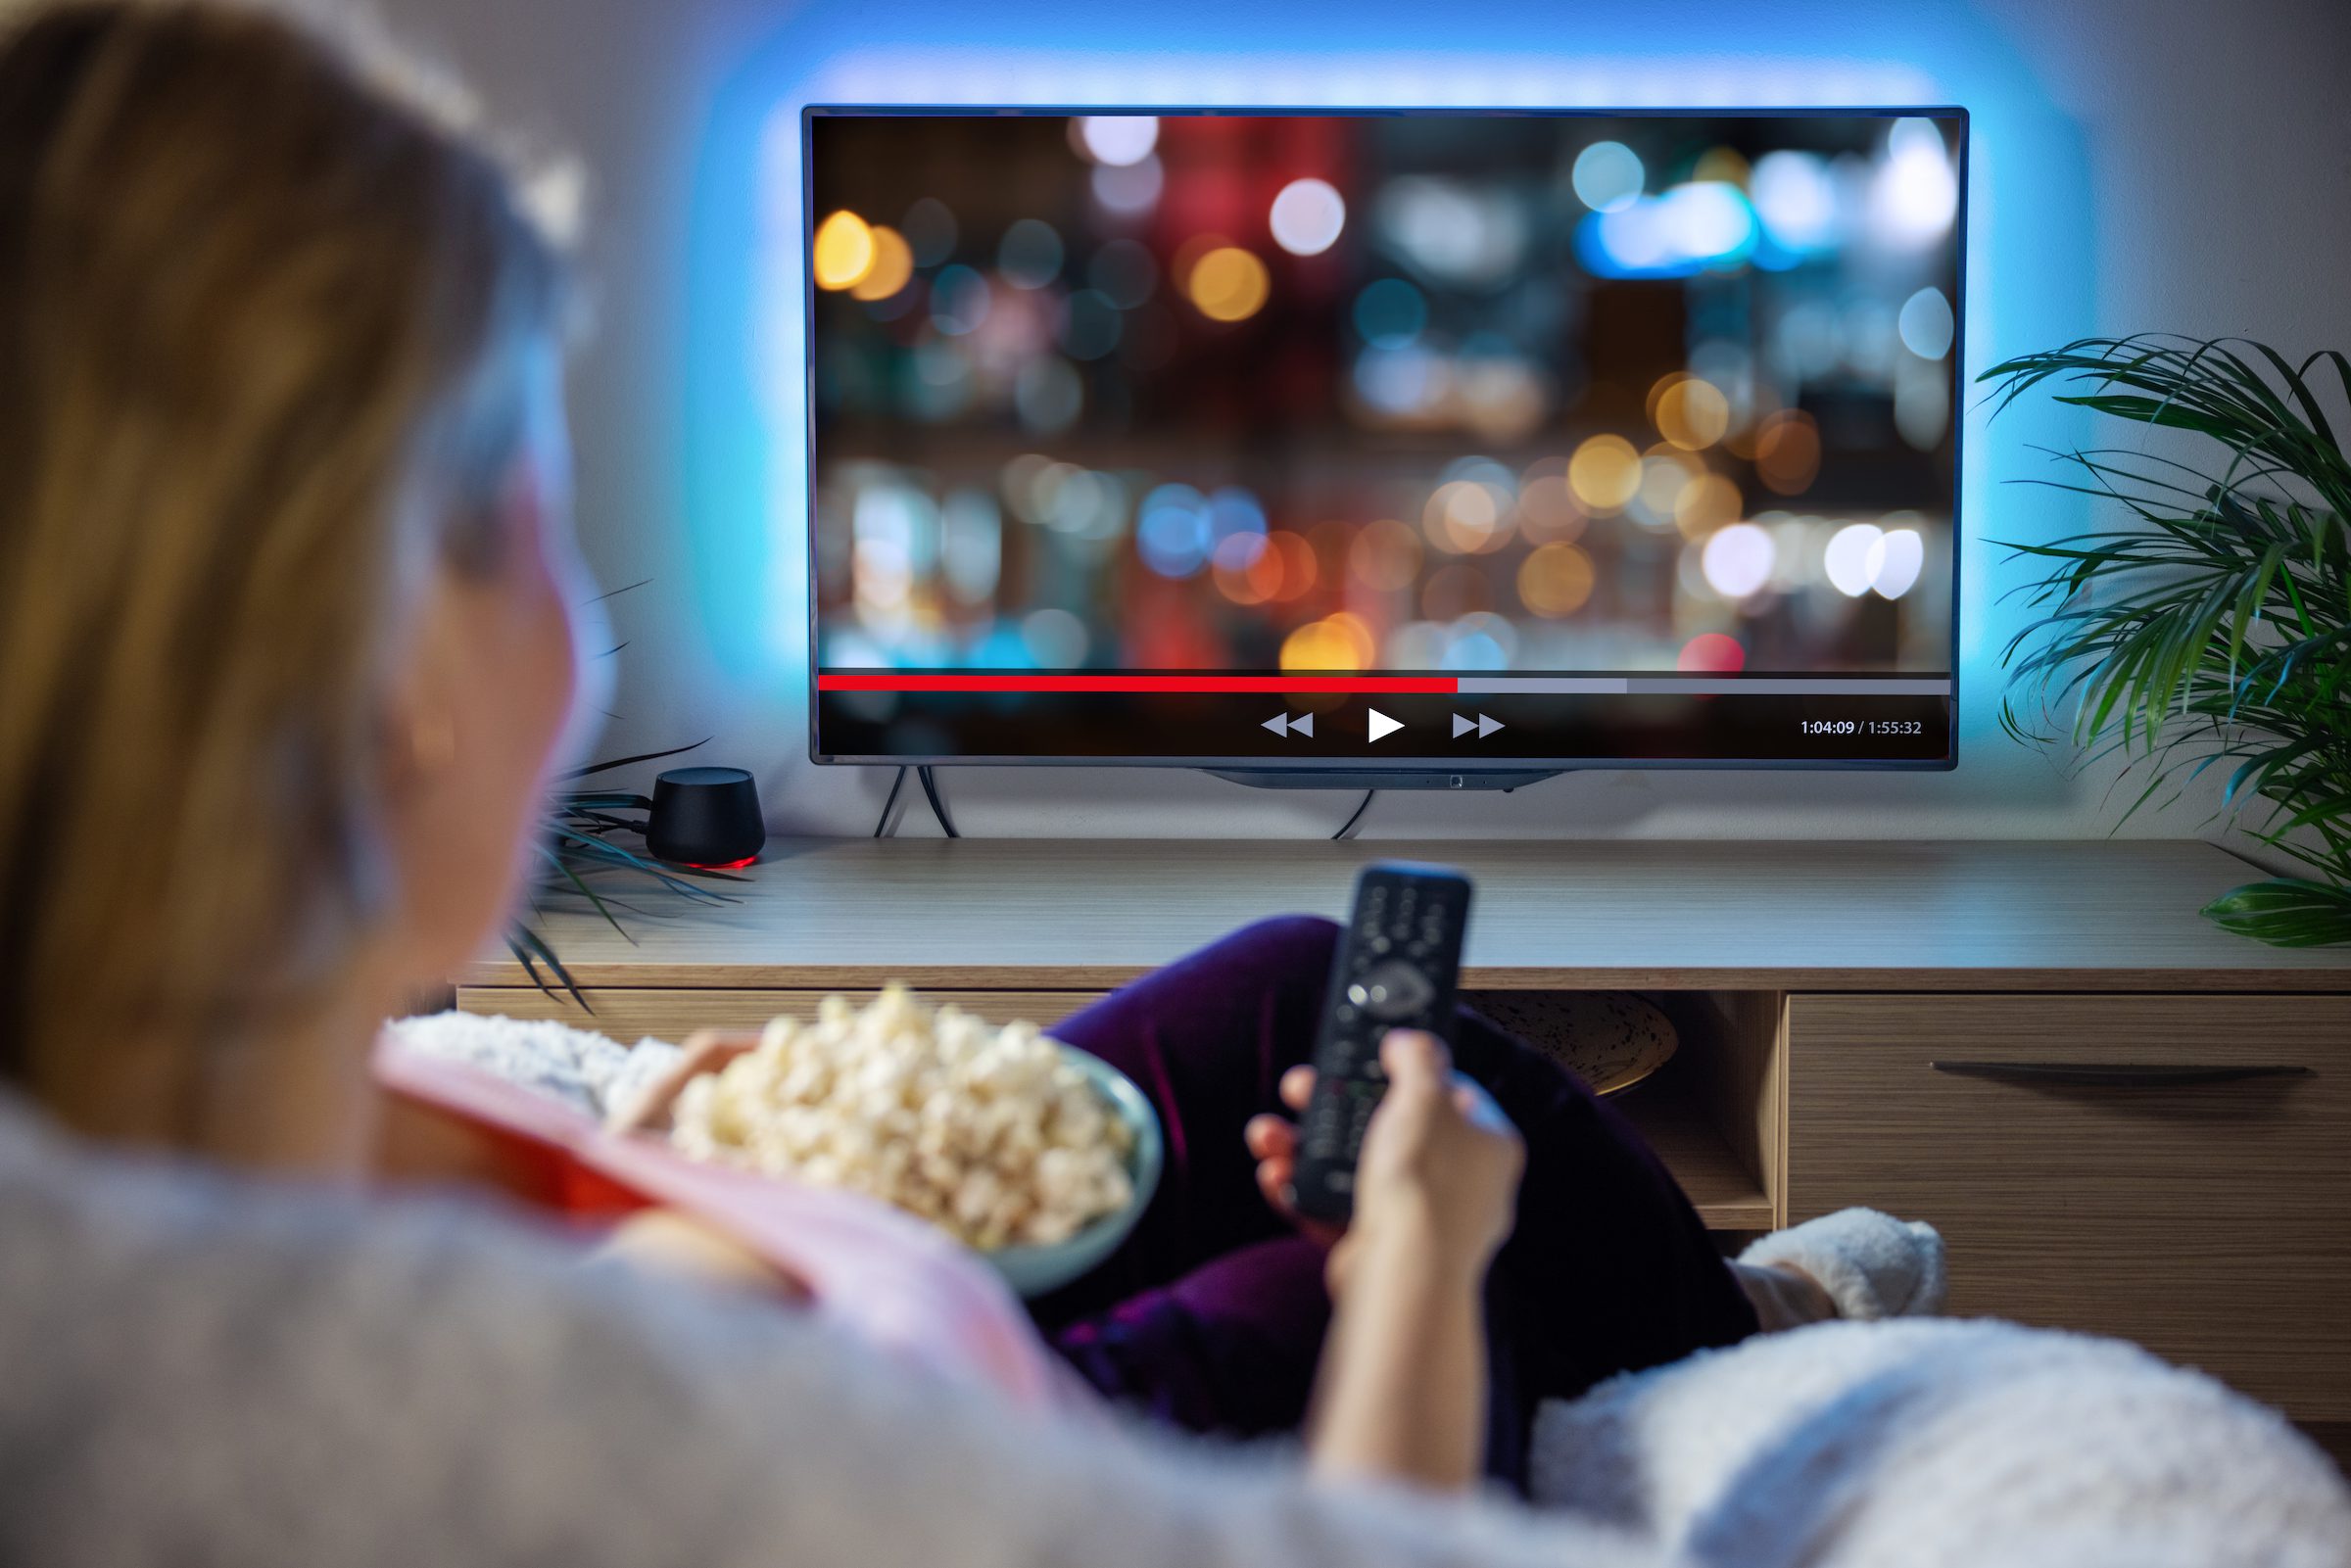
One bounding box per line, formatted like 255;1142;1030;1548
0;3;1918;1560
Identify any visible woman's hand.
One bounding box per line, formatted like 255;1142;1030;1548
1290;1033;1523;1494
1243;1074;1346;1248
605;1027;761;1134
1245;1029;1524;1295
598;1030;814;1304
1330;1029;1523;1294
597;1209;813;1302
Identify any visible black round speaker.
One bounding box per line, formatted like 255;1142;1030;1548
646;766;766;869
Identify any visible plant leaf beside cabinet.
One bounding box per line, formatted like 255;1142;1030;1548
1985;335;2351;946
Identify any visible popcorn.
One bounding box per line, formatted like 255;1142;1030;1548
667;985;1135;1251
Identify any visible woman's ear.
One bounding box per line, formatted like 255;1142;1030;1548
374;582;466;806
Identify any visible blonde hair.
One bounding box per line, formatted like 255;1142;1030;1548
0;1;567;1134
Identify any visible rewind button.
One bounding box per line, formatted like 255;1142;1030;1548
1263;712;1317;738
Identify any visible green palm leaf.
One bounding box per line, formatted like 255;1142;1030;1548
1986;335;2351;946
505;737;748;1004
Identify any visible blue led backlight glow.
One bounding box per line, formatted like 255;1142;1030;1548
685;0;2095;764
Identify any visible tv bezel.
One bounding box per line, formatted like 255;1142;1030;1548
801;103;1969;780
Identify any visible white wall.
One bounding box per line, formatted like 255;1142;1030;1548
366;0;2351;842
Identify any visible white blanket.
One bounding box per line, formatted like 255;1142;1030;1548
1532;1316;2351;1568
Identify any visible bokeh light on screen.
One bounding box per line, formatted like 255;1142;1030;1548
1568;435;1643;512
1185;245;1271;321
929;263;990;333
1867;524;1926;597
1673;472;1743;537
1270;178;1348;256
1076;115;1159;166
1897;285;1955;359
1632;448;1701;531
1211;533;1278;603
1517;543;1596;617
1378;176;1526;287
1677;632;1747;674
1749;150;1838;252
1137;482;1213;576
1349;518;1423;591
1700;522;1774;598
812;210;876;289
1873;116;1958;247
1516;457;1586;543
1091;156;1164;214
848;225;913;300
1655;376;1730;450
1423;477;1511;554
1352;277;1425;347
1823;522;1885;596
1753;409;1821;494
1280;613;1373;671
998;218;1066;287
1579;180;1757;277
1570;140;1644;212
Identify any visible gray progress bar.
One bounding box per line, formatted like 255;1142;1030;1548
1451;677;1953;696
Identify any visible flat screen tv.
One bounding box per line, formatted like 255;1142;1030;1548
804;107;1966;786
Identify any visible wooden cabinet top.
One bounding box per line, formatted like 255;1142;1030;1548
467;837;2351;994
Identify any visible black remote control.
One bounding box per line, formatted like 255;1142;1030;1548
1289;862;1473;1223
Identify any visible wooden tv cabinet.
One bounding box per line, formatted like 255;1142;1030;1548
457;837;2351;1437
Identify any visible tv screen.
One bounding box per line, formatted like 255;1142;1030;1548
805;108;1964;778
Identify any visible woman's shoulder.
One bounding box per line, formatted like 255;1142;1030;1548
0;1093;816;1564
0;1092;1680;1568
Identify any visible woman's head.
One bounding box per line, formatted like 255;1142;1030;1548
0;1;595;1149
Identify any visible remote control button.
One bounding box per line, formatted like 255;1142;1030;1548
1352;959;1437;1021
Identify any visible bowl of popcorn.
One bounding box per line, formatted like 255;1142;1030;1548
656;985;1163;1298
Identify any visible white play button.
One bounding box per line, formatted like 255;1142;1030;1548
1367;709;1403;742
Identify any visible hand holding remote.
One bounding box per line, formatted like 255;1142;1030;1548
1292;1030;1524;1494
1245;1029;1523;1294
1326;1029;1521;1293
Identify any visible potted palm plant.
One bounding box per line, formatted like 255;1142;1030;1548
505;584;744;1004
1985;336;2351;945
507;738;745;1006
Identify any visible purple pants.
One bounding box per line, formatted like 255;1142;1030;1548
1030;917;1757;1492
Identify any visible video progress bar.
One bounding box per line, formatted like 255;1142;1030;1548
818;674;1455;693
1455;677;1954;695
818;673;1953;696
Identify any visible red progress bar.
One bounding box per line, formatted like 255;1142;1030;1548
818;673;1460;694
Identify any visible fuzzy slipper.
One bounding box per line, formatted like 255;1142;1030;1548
1740;1208;1946;1319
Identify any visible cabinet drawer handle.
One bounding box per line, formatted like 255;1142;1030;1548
1929;1061;2314;1088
